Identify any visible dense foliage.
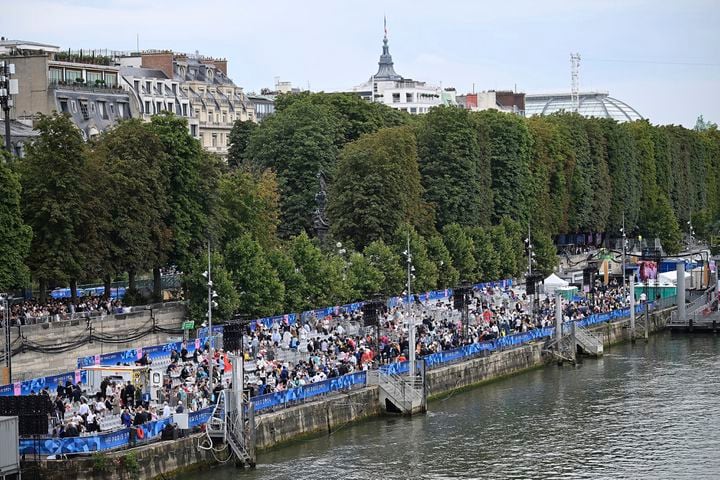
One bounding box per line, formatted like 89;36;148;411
6;98;720;321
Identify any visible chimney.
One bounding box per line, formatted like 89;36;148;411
141;52;174;78
212;59;227;75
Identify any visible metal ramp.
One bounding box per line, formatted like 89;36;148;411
203;355;256;468
574;325;603;356
376;367;426;415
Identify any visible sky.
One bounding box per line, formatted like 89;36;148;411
4;0;719;127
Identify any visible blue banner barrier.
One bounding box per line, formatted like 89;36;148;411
19;428;130;456
0;370;88;397
252;371;367;412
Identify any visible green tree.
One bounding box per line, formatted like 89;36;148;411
227;120;257;168
474;109;532;224
185;251;239;324
346;252;384;300
645;194;683;254
267;247;309;313
0;153;31;291
416;106;492;227
225;234;284;317
363;239;405;295
393;225;437;293
441;223;476;281
92;119;170;295
426;235;459;288
245;102;342;237
151;114;220;273
217;168;280;250
19;113;91;301
466;226;501;281
328;126;431;248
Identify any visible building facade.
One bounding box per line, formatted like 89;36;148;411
1;40;133;140
456;90;525;115
351;30;452;114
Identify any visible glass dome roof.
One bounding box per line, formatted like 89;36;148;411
525;91;643;122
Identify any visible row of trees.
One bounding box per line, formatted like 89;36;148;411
1;93;718;324
235;94;720;257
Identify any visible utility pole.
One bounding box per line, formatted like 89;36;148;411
527;222;533;276
405;234;414;379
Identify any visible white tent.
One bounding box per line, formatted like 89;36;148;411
544;273;569;293
657;270;691;285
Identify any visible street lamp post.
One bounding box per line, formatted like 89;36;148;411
203;242;218;396
404;234;415;379
1;294;10;383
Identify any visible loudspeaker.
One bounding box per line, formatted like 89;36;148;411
223;323;243;352
361;299;385;327
0;395;52;435
526;280;535;295
453;285;471;309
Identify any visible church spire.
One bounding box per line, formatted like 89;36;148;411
374;17;402;81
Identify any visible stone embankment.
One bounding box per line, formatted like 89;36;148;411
26;306;674;479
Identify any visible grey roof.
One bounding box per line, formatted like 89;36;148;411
373;35;403;81
0;39;59;49
119;66;169;79
0;119;40;138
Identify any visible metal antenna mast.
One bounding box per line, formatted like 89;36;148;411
570;53;581;112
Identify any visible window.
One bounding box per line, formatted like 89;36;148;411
222;112;227;124
145;81;151;93
167;102;174;113
98;101;108;119
392;93;400;103
65;69;82;83
59;99;69;113
105;73;117;88
86;71;103;86
410;107;417;114
182;103;188;117
190;124;197;137
49;68;63;84
144;101;151;114
70;100;77;113
208;110;213;122
172;83;177;95
406;93;413;103
134;80;140;93
79;100;89;120
211;133;217;147
117;103;126;118
156;101;162;113
200;133;205;145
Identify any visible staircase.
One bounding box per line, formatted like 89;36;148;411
206;389;256;467
574;325;603;356
377;371;425;415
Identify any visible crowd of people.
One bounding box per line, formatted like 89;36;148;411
34;280;632;439
7;296;126;326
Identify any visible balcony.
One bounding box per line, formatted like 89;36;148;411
49;80;125;95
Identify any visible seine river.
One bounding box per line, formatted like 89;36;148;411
190;332;720;479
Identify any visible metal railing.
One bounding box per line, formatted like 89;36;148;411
574;325;603;355
377;371;423;411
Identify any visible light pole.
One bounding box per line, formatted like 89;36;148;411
621;213;627;293
0;61;18;153
1;294;10;383
202;242;218;396
403;234;415;379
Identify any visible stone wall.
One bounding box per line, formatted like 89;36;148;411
4;303;187;380
23;433;214;480
255;386;380;450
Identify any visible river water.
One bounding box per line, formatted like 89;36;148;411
189;332;720;479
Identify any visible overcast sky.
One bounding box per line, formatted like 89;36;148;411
5;0;719;127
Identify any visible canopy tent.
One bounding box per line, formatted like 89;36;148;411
544;273;569;294
657;270;691;285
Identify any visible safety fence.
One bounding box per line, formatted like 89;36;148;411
252;371;367;412
380;304;648;376
18;406;213;456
